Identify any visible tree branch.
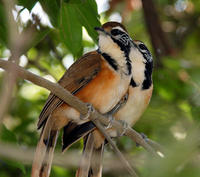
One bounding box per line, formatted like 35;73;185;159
0;0;36;123
0;142;142;174
0;59;162;175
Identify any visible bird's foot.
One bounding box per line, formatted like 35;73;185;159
104;114;114;129
117;120;129;137
80;103;94;120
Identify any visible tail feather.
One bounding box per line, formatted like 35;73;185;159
76;133;104;177
76;134;94;177
62;121;96;151
39;130;59;177
32;118;59;177
88;142;104;177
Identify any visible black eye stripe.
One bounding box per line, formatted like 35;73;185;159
111;29;124;36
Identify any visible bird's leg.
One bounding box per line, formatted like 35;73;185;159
104;115;113;129
106;93;128;116
103;93;129;129
117;120;129;137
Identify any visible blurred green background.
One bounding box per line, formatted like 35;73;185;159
0;0;200;176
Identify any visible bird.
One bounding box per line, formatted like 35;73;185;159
31;21;139;177
76;39;153;177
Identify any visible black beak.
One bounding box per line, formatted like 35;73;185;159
94;27;110;37
94;27;104;32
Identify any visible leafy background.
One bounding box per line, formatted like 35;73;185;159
0;0;200;176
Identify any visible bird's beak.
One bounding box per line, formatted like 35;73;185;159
94;27;108;36
94;27;104;32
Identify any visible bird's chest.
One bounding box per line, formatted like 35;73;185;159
76;61;131;113
114;85;153;126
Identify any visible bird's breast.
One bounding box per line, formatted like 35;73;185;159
76;60;131;113
114;84;153;126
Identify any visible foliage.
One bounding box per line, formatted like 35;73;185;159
0;0;200;177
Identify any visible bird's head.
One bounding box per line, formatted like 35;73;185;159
129;40;153;89
95;22;133;75
95;22;132;54
94;22;153;87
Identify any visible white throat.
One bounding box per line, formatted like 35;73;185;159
129;47;146;86
98;35;129;75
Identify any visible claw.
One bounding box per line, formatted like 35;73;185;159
105;115;114;129
80;103;94;120
117;120;129;137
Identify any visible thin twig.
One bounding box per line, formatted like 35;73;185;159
92;119;138;177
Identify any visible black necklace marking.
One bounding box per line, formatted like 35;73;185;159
97;49;118;71
130;78;137;87
142;57;153;90
136;43;153;90
111;36;132;75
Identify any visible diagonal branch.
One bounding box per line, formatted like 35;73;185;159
0;60;159;154
0;59;162;175
92;119;138;176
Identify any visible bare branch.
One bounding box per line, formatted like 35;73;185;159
0;0;36;123
0;142;142;174
92;119;138;177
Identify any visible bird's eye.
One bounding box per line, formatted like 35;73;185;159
138;44;148;51
111;29;120;36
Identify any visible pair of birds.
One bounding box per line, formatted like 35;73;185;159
31;21;153;177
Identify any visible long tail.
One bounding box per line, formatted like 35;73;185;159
76;134;94;177
88;142;104;177
76;132;104;177
31;118;59;177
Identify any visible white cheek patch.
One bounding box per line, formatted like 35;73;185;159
129;48;146;84
98;35;114;50
98;34;127;70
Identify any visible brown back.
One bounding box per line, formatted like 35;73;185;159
37;51;102;129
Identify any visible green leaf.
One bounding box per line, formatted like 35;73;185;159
3;158;26;174
0;125;17;143
60;3;82;57
64;0;82;3
74;0;100;43
17;0;37;11
28;27;51;51
0;2;8;45
39;0;61;27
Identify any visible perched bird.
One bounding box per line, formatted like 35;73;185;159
31;21;138;177
76;38;153;177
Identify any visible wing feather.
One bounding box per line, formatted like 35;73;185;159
37;51;101;129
